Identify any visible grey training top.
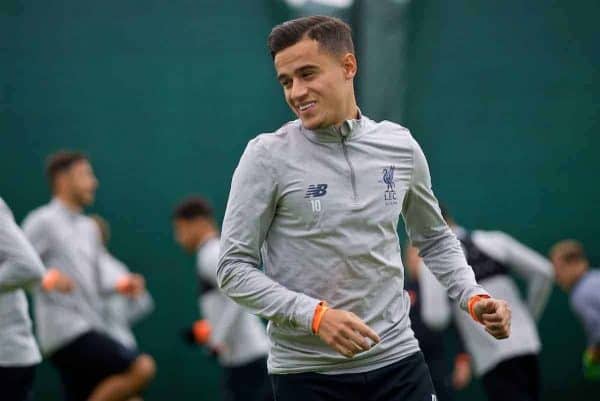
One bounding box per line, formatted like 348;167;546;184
197;237;269;367
99;250;154;349
22;198;118;355
448;227;553;375
571;269;600;347
217;115;488;374
0;197;44;366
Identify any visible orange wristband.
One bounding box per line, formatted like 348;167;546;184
311;301;329;334
455;353;471;365
41;268;60;291
193;320;212;344
468;294;490;324
115;276;131;294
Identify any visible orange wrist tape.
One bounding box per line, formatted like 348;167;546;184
455;353;471;365
312;301;329;334
42;269;60;291
468;294;490;324
193;320;212;344
115;276;131;294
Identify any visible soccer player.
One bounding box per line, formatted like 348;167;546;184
22;151;156;401
172;197;272;401
90;214;154;351
549;240;600;380
216;16;511;401
439;207;553;401
0;197;73;401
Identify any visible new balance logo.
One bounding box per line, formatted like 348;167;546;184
304;184;328;198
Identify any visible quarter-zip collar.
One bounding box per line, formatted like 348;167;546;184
50;197;81;222
300;108;366;143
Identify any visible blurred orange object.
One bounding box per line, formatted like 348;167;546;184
192;320;212;344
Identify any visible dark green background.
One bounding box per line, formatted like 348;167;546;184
1;0;598;399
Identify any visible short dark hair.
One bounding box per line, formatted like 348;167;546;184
46;150;88;187
172;197;214;221
268;15;354;59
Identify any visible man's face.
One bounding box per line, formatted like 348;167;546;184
274;39;356;130
62;160;98;207
173;219;198;253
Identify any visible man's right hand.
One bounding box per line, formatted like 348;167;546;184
317;308;380;358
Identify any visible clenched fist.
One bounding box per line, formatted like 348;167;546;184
473;298;511;339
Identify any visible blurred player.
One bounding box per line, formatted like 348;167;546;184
0;197;73;401
172;197;272;401
438;206;553;401
90;214;154;352
404;244;471;401
549;240;600;380
217;16;511;401
22;151;156;401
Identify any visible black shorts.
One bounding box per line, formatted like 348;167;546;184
481;353;540;401
0;365;36;401
49;330;139;401
270;351;436;401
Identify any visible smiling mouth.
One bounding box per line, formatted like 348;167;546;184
297;101;316;113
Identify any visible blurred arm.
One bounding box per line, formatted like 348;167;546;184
476;231;554;320
0;199;45;293
197;239;244;345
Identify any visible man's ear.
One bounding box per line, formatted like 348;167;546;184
341;53;357;80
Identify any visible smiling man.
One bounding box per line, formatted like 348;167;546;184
217;16;512;401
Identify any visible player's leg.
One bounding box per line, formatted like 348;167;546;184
366;351;438;401
87;353;156;401
50;331;155;401
0;365;36;401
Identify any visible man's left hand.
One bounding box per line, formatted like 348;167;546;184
473;298;511;339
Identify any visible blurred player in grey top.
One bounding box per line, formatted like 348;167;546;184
0;196;73;401
173;197;272;401
436;206;553;401
217;16;511;401
550;240;600;380
91;214;154;350
22;151;155;401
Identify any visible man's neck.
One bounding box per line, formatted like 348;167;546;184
334;104;359;127
54;193;82;213
569;265;589;290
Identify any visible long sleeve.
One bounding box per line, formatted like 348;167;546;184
474;231;554;321
98;251;153;323
217;139;321;333
401;138;488;311
197;239;244;345
571;275;600;347
0;198;45;293
97;250;128;295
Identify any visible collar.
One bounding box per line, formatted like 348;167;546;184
300;108;366;143
50;197;81;220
